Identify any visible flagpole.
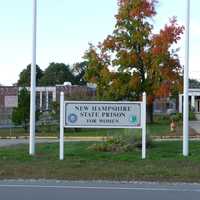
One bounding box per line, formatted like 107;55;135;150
29;0;37;155
183;0;190;156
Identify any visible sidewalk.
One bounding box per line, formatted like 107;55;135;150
0;135;200;147
0;137;109;147
0;136;110;141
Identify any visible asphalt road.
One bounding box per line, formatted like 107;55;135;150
0;180;200;200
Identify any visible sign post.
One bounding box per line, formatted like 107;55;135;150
59;92;147;160
59;92;64;160
142;92;147;159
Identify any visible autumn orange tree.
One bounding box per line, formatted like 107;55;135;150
84;0;184;122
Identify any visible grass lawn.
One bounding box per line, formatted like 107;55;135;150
0;121;174;137
147;122;170;136
0;127;126;137
0;140;199;182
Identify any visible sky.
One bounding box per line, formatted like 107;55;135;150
0;0;199;86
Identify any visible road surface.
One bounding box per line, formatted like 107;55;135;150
0;180;200;200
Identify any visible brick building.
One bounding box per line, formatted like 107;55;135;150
0;85;96;127
0;86;18;126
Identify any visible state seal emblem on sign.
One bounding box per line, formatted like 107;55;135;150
68;113;78;123
130;115;137;124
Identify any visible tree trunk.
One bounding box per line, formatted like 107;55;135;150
24;121;28;133
147;103;153;123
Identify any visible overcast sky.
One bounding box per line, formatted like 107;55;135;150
0;0;199;85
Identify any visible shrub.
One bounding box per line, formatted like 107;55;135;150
170;113;182;122
89;130;153;153
170;112;196;122
153;115;171;123
189;111;196;120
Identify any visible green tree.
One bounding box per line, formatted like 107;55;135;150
72;61;88;85
17;64;43;86
39;62;75;86
50;101;60;121
84;0;183;122
12;88;30;132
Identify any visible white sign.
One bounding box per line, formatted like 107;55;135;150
59;92;147;160
4;96;18;108
64;102;141;128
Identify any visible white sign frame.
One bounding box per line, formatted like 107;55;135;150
64;101;142;129
59;92;147;160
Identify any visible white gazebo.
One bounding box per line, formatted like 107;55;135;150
179;89;200;120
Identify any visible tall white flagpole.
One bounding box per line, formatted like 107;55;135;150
183;0;190;156
29;0;37;155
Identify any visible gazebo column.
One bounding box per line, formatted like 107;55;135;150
179;94;183;113
46;91;49;110
39;91;42;111
53;91;56;102
191;95;195;111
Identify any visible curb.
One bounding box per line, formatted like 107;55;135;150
0;136;111;141
151;136;200;139
0;136;200;141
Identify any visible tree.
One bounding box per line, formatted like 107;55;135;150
17;64;43;86
72;61;88;85
84;0;184;122
12;88;30;131
39;62;75;86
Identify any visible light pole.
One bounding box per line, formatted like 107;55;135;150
29;0;37;155
183;0;190;156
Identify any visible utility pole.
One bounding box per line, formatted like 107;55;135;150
30;0;37;155
183;0;190;156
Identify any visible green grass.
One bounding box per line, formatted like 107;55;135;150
0;127;127;137
64;128;135;137
0;141;199;182
147;122;171;136
0;127;27;137
0;114;182;137
0;121;174;137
